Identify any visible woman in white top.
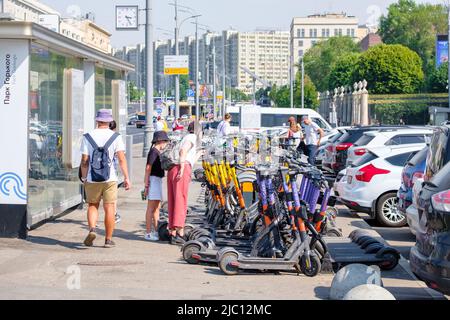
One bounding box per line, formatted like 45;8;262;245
166;121;203;245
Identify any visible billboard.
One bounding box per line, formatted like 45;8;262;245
0;40;29;205
164;55;189;75
436;35;448;68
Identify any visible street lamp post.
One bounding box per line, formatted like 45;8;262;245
301;55;305;108
143;0;155;157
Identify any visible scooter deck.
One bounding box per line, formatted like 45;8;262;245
236;256;297;271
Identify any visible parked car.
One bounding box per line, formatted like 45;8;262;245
128;115;138;126
338;144;424;227
321;128;349;173
397;147;428;229
135;114;146;129
407;125;450;236
346;128;432;167
329;126;408;175
410;161;450;295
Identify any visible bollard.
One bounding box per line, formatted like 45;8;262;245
126;135;133;180
343;284;396;300
329;264;382;300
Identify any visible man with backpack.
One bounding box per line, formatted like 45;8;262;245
80;109;131;248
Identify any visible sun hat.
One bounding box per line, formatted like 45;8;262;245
152;131;170;144
95;109;114;123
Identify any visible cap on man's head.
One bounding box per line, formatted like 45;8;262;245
302;115;310;121
95;109;114;123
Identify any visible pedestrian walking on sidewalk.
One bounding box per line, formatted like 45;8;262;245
301;115;324;165
144;131;170;241
217;113;232;137
109;120;122;224
80;109;131;248
167;121;203;245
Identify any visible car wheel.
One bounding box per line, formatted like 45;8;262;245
376;193;406;227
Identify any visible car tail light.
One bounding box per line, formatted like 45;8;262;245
354;148;367;156
431;189;450;212
336;143;353;151
355;164;391;183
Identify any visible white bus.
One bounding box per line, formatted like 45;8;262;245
226;105;333;132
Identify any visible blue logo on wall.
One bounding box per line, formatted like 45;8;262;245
0;172;27;201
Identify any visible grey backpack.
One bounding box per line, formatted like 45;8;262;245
84;133;119;182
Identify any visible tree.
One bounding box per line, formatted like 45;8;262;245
303;36;360;91
179;75;190;101
127;81;143;102
225;88;250;102
379;0;447;77
294;73;319;109
353;44;424;94
328;53;361;89
428;62;448;93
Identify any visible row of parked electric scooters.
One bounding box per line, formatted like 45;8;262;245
158;132;401;278
317;123;450;295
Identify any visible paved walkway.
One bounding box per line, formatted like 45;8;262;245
0;144;445;300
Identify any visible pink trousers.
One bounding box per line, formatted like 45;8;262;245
167;164;192;229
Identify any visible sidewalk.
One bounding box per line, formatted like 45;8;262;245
0;144;445;300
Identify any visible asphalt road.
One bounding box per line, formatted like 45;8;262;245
126;125;145;144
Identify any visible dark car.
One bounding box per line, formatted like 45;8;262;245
410;162;450;295
321;128;347;173
135;114;146;129
330;126;398;174
397;146;428;215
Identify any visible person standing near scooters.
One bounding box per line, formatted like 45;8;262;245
144;131;170;241
301;115;324;165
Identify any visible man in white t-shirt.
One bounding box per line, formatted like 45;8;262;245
302;115;324;165
80;109;131;248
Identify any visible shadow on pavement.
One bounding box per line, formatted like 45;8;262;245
314;286;330;300
26;236;87;250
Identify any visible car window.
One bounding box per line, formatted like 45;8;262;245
351;151;378;167
386;152;417;167
312;118;328;130
354;135;375;147
137;115;146;120
407;147;428;166
425;129;449;179
386;134;426;146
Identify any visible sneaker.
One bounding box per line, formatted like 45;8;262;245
144;233;153;241
115;214;121;224
104;239;116;248
151;231;160;241
170;235;186;246
83;231;96;247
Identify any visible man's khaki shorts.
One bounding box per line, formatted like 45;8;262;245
84;182;118;204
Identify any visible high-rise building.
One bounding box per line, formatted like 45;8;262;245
228;30;290;94
290;13;368;73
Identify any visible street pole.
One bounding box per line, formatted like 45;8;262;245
222;35;226;118
290;40;294;109
448;5;450;110
212;38;217;119
301;56;305;108
174;0;180;119
137;44;143;113
195;18;200;121
143;0;155;157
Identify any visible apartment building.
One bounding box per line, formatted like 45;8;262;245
290;13;369;73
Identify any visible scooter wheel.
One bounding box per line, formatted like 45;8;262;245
300;255;321;277
325;228;343;237
379;252;399;271
197;236;215;249
219;252;239;276
157;221;170;242
182;243;202;265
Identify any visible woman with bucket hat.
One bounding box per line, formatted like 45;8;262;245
144;131;170;241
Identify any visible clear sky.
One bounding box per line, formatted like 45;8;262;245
39;0;445;48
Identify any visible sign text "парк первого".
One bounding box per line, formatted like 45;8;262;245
3;54;11;105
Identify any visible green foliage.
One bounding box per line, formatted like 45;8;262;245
127;81;143;102
328;53;361;89
379;0;447;77
226;87;250;101
354;44;424;94
180;75;190;101
303;36;360;91
428;62;448;93
371;103;430;125
270;73;318;109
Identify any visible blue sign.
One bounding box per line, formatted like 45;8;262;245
156;107;163;114
436;36;448;67
187;89;195;97
170;104;175;111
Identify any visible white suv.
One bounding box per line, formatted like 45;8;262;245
346;128;433;166
337;144;425;227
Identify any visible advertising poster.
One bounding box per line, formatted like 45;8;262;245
0;40;29;205
436;35;448;68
